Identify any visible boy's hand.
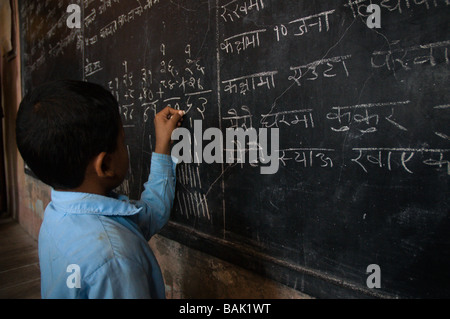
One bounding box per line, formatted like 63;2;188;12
154;106;185;155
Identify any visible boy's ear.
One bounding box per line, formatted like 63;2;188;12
93;152;115;178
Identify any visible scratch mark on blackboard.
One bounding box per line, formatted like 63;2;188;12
169;0;196;12
269;201;279;210
434;104;450;109
360;14;399;81
322;16;358;187
435;132;450;140
195;0;212;59
357;72;374;105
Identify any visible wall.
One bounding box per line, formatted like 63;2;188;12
1;0;310;299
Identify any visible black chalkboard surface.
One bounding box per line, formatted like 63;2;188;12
19;0;449;298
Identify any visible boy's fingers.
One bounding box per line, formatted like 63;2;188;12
160;106;185;120
164;106;180;116
167;109;185;122
157;106;175;119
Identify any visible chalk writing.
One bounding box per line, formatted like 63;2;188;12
99;20;117;38
433;104;450;140
289;55;351;86
220;0;265;23
434;104;450;109
274;9;335;41
105;41;212;126
423;152;450;175
28;53;46;73
352;148;450;174
326;101;410;134
48;28;80;58
345;0;450;18
84;8;96;27
278;148;335;168
176;163;210;220
97;0;120;15
117;3;143;28
84;35;98;47
223;106;253;130
143;0;160;10
176;189;211;220
371;40;450;72
98;0;153;39
261;109;315;129
83;0;96;9
222;71;278;95
84;59;103;77
178;164;203;189
221;29;266;54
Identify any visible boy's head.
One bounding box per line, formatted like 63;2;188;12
16;80;128;193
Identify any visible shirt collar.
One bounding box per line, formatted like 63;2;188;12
50;189;142;216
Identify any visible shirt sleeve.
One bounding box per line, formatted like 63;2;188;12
131;152;178;240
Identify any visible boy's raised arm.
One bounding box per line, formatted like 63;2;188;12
131;107;184;239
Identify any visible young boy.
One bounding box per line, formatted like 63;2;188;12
16;80;184;298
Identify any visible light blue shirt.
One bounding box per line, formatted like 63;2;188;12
38;153;177;299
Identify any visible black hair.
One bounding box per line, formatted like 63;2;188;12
16;80;122;189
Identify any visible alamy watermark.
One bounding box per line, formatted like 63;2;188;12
366;4;381;29
66;4;81;29
366;264;381;289
171;120;280;175
66;264;81;289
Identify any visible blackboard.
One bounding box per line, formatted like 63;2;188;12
19;0;450;298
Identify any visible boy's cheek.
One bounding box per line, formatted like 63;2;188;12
122;147;129;176
116;143;129;180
